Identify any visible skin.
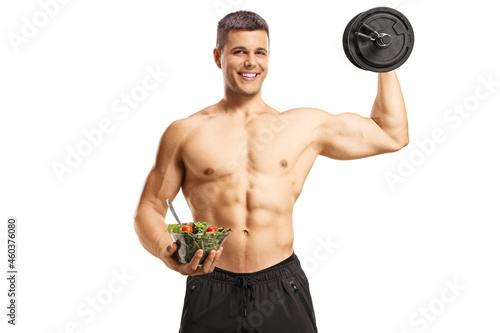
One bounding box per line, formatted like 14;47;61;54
134;30;409;275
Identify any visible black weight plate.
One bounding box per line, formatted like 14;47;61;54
353;9;414;71
343;7;414;72
342;11;365;70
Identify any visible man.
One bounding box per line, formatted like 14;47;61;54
134;10;408;333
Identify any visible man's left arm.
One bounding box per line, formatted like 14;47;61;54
311;71;409;160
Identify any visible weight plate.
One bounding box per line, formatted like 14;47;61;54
343;7;415;72
342;11;365;70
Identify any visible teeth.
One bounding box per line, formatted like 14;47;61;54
240;73;257;77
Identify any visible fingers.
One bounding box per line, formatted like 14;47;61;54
166;242;177;255
207;247;223;273
200;250;217;274
186;250;203;273
200;246;224;274
162;243;177;262
163;242;177;257
162;243;181;270
187;247;223;276
165;245;224;276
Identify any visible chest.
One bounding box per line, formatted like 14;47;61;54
181;115;307;178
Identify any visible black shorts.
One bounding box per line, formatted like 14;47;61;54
178;252;318;333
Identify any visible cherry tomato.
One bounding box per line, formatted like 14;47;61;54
207;226;217;232
182;225;193;233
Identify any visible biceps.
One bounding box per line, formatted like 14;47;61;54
138;124;186;215
317;113;400;160
138;160;185;216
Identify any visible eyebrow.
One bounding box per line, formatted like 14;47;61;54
229;46;268;53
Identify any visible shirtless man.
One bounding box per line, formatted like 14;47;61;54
134;10;408;333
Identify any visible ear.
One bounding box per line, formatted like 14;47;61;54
213;48;222;69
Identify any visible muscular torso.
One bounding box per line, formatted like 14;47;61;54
178;104;319;272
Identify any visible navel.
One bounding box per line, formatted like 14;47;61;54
280;160;288;168
243;229;249;235
204;168;214;176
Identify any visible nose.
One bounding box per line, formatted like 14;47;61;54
244;54;256;68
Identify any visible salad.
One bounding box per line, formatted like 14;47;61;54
167;221;230;265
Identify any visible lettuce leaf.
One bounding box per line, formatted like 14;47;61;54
166;221;228;236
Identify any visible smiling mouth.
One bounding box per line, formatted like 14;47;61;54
238;72;259;78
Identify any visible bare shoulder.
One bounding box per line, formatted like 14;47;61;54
160;105;217;143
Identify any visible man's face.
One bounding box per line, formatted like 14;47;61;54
215;29;269;97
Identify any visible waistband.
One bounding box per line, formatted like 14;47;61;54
201;252;301;285
199;252;301;318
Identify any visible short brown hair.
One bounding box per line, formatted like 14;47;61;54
216;10;269;52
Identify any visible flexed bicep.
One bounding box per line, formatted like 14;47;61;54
315;111;404;160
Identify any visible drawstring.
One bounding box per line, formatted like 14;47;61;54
236;276;255;317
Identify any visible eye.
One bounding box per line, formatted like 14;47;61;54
234;50;245;54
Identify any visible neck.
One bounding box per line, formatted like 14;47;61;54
220;87;266;116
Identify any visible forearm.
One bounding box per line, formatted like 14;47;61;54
370;70;409;147
134;205;172;260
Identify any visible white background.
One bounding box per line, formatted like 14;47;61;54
1;0;499;332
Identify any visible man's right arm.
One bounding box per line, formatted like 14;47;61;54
134;119;224;275
134;120;185;261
